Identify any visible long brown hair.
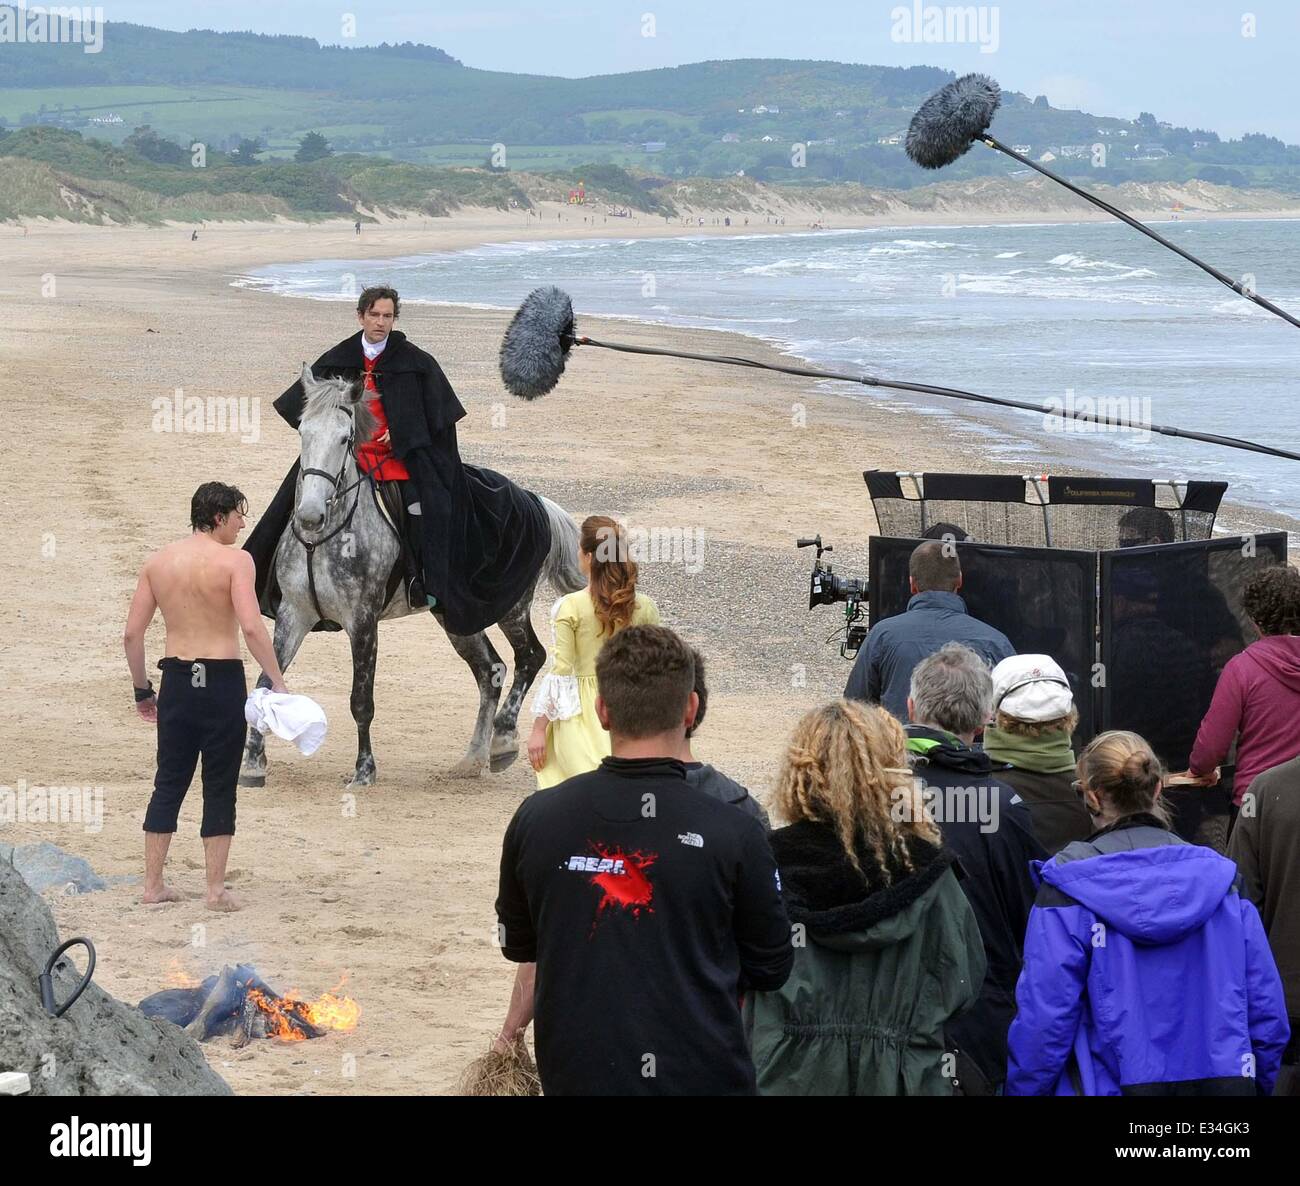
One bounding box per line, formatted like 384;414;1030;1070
581;515;638;636
772;699;939;880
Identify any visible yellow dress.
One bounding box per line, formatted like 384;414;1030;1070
532;588;660;789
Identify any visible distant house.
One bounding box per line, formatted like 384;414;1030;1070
1012;143;1032;154
1136;146;1170;159
1059;145;1089;158
769;106;780;114
1117;129;1130;137
721;133;740;143
737;108;746;114
642;141;666;153
834;110;849;118
1193;140;1211;149
760;135;776;143
877;133;903;146
753;105;769;114
1038;150;1057;162
89;113;124;125
1096;128;1111;136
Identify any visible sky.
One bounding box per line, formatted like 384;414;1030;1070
99;1;1300;142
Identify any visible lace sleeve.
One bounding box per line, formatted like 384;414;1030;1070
531;596;583;721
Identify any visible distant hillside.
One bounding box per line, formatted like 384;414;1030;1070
1;124;1293;228
4;14;1300;192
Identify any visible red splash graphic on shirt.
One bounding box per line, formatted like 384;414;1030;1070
590;843;657;929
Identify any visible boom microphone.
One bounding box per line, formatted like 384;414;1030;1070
906;74;1300;331
498;288;1300;464
499;285;576;399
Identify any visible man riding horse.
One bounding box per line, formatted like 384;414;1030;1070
244;285;552;637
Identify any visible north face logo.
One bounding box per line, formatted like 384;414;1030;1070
677;832;703;848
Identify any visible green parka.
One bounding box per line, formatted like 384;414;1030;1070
744;820;986;1095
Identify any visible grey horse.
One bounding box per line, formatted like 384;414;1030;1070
239;365;584;789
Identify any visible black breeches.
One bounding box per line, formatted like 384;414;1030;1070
144;658;247;838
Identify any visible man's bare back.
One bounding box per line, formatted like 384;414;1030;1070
145;534;245;661
125;486;286;913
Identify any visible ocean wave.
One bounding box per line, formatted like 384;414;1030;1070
994;251;1023;258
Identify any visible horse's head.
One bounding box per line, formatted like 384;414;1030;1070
295;363;376;534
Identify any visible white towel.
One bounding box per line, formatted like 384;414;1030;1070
244;688;328;756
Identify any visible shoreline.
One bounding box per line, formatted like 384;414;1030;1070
222;213;1300;544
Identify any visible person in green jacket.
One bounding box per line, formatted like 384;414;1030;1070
744;699;986;1095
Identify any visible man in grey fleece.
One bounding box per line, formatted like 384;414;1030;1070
678;647;770;828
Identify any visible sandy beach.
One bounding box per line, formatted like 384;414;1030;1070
2;202;1296;1095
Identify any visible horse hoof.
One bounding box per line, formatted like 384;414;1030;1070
449;757;486;779
344;769;376;789
489;749;520;773
238;770;266;788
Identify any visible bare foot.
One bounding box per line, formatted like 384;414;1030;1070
205;889;243;913
142;885;184;905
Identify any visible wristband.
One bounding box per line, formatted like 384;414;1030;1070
134;682;155;703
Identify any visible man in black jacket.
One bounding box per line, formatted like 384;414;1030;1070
243;285;551;636
495;626;792;1095
904;642;1045;1094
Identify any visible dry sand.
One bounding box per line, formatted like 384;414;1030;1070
1;205;1295;1095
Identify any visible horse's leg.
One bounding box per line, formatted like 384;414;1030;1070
489;591;548;773
239;603;312;787
439;623;504;779
346;613;380;789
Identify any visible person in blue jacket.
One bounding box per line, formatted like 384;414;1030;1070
1007;730;1290;1096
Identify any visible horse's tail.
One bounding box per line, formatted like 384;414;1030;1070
539;497;585;593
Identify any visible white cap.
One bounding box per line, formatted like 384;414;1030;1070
991;654;1074;723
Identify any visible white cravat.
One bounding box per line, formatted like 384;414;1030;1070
361;333;389;361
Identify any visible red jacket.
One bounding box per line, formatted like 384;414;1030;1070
355;353;409;481
1190;635;1300;804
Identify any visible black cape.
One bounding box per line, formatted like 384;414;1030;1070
243;330;551;636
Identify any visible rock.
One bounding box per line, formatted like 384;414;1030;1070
5;841;106;895
0;858;231;1095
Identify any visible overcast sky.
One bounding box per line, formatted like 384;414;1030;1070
103;1;1300;142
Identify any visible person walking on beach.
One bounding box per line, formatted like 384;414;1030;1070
495;626;792;1094
123;482;287;912
1007;731;1289;1096
744;700;985;1095
527;516;659;788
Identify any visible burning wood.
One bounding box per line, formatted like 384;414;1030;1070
138;964;359;1043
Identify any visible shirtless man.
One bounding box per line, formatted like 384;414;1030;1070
124;482;287;911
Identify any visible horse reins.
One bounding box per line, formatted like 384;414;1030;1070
291;412;408;624
292;418;368;624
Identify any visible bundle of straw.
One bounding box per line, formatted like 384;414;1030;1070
457;1034;542;1097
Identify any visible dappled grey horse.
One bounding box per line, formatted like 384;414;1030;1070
240;365;584;789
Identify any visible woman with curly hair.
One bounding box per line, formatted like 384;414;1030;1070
744;699;986;1095
526;516;659;789
1186;565;1300;807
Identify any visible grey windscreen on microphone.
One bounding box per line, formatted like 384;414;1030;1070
905;73;1002;169
499;285;576;399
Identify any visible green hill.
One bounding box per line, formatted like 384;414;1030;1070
4;12;1300;192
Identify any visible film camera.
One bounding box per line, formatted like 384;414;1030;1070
797;535;868;659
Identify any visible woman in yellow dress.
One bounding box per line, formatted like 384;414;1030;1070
526;515;659;787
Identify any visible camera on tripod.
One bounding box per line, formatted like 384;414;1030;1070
798;535;869;659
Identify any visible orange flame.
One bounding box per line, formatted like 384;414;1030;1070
248;973;360;1040
164;958;201;989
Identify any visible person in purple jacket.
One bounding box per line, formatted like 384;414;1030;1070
1007;730;1289;1096
1184;566;1300;807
